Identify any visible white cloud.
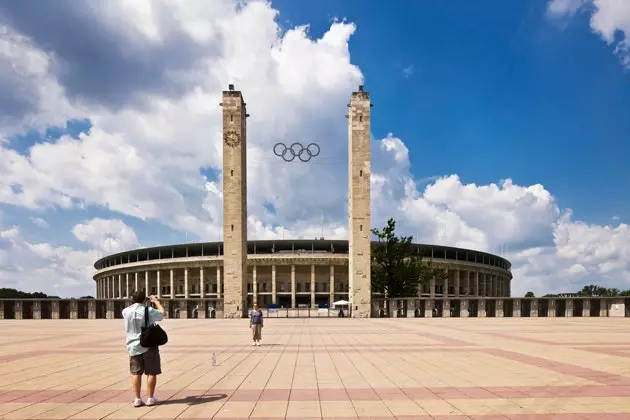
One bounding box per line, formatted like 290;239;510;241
29;217;48;228
547;0;630;68
0;0;627;298
402;65;414;78
72;218;140;254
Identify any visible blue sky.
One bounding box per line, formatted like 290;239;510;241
0;0;629;297
273;0;630;224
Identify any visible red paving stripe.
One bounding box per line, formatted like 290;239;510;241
415;332;477;346
574;347;630;359
480;332;630;347
487;348;630;386
0;348;481;360
4;385;630;403
0;350;52;363
205;415;630;420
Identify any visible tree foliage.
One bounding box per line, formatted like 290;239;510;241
577;284;626;297
371;218;447;298
524;291;535;298
0;288;59;299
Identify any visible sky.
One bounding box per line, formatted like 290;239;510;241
0;0;629;298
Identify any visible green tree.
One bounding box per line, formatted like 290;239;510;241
524;291;535;298
0;288;59;299
577;284;620;297
371;218;446;312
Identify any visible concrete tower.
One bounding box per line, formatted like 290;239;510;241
347;85;372;318
221;85;248;318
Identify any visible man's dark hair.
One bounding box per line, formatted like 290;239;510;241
132;290;146;304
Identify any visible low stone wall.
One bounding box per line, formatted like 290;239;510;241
372;297;629;318
0;297;627;319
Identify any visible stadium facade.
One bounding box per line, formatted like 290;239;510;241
91;239;512;318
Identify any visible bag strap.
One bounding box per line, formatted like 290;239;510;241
144;305;149;329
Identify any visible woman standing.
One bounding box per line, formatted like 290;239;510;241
249;304;263;346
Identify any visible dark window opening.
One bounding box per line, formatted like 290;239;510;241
231;169;233;176
360;224;363;231
359;169;363;177
231;224;234;231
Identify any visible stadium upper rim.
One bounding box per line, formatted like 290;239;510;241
94;239;512;271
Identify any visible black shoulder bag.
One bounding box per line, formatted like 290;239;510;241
140;306;168;348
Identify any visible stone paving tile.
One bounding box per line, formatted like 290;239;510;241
1;318;630;419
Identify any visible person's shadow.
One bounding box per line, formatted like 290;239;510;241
159;393;227;406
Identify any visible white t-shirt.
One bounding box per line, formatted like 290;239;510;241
122;303;164;356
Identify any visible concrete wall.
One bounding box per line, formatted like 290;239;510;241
0;297;627;319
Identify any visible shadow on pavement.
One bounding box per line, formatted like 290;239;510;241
161;393;228;406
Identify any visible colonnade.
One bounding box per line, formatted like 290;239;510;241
425;268;511;298
96;264;510;307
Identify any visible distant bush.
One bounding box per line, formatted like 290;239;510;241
0;288;60;299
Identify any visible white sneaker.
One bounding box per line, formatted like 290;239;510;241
146;397;160;406
133;398;144;407
256;341;261;346
252;342;256;346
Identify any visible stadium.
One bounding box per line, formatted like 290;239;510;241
92;239;512;318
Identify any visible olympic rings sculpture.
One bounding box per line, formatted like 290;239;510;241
273;142;320;162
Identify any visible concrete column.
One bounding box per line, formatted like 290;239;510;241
479;299;486;317
32;301;41;319
566;299;573;317
347;86;372;318
531;299;538;317
583;299;591;317
170;269;174;298
460;299;469;317
134;272;138;293
216;266;222;299
179;301;188;319
291;264;296;308
14;301;23;320
513;299;521;317
310;265;315;308
494;275;498;297
474;272;479;296
52;301;60;319
157;270;162;299
455;269;460;297
271;265;277;304
106;277;110;298
252;265;258;305
88;300;96;319
221;87;248;318
548;299;556;318
70;301;78;319
425;299;434;318
144;271;149;295
184;268;189;299
430;277;435;297
125;273;129;298
118;274;122;299
443;299;450;318
465;271;470;295
329;265;335;307
444;268;449;297
200;267;205;298
600;299;608;317
496;299;504;317
406;299;416;318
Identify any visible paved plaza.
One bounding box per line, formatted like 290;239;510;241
0;318;629;419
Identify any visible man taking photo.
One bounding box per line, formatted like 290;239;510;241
122;291;164;407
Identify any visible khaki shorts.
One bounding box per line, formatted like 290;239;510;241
129;347;161;376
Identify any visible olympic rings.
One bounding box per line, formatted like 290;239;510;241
273;142;320;162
